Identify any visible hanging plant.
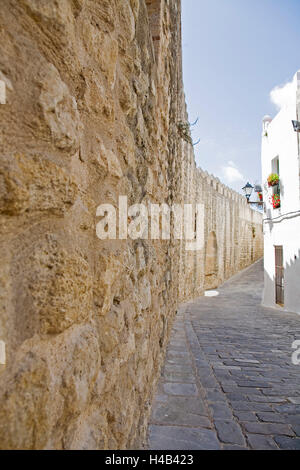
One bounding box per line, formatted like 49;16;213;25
177;121;192;144
267;173;279;187
271;194;280;209
258;192;263;201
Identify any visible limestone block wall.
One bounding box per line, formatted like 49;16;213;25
195;169;263;291
0;0;263;449
177;124;264;299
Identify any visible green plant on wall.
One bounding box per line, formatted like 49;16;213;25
267;173;279;187
252;225;256;238
177;121;193;144
177;119;201;146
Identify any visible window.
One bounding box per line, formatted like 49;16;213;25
271;156;280;175
271;156;280;208
274;246;284;306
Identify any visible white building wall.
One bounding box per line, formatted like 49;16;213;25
261;71;300;315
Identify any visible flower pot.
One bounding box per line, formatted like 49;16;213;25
271;194;280;209
267;173;280;187
268;180;279;187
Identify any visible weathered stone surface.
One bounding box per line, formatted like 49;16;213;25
0;154;78;216
214;420;245;446
27;235;93;335
82;23;118;90
39;63;82;153
97;143;123;179
83;70;115;122
247;434;278;450
0;0;263;450
274;436;300;450
149;425;221;450
0;324;100;449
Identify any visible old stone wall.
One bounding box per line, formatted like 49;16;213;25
0;0;263;449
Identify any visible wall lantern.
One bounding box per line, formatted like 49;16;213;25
292;120;300;132
242;182;263;207
242;182;254;202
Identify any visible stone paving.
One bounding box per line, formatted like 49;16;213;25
148;260;300;450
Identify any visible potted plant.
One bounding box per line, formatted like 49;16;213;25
267;173;279;187
258;192;263;202
271;194;280;209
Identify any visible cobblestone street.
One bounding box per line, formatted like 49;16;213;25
148;260;300;450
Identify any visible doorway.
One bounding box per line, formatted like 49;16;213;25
275;245;284;306
205;232;218;290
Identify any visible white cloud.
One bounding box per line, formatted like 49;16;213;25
222;161;244;184
270;79;295;110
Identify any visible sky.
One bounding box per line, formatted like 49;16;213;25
182;0;300;193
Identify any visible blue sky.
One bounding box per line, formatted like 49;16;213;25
182;0;300;192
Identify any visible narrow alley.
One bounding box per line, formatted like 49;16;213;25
149;260;300;450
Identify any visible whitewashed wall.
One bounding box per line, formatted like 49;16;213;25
261;71;300;315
